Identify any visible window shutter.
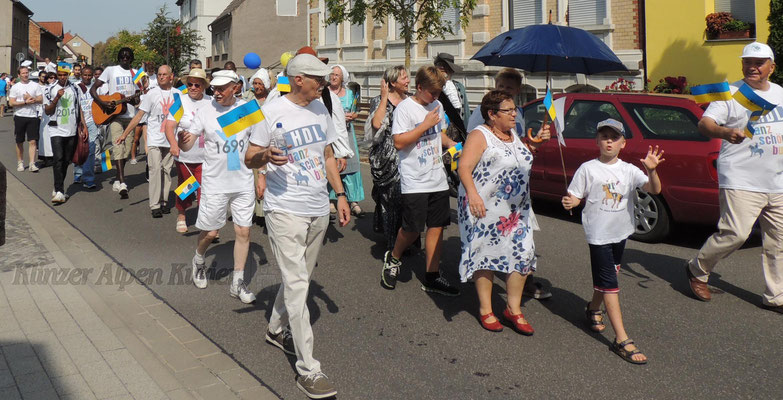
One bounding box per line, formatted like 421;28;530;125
442;7;461;32
510;0;543;29
715;0;755;23
569;0;606;26
349;0;364;43
325;8;338;45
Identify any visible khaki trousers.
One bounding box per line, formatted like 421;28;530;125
688;189;783;306
147;146;173;210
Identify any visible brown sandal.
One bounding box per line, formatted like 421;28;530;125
612;338;648;365
585;302;605;333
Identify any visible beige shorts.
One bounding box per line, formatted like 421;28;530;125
109;119;132;160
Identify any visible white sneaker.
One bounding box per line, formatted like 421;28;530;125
191;255;208;289
52;192;66;204
28;163;39;172
118;182;128;199
112;181;121;192
229;279;256;304
17;162;24;172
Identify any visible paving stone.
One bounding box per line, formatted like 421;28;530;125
11;307;43;323
166;388;197;400
159;347;201;372
183;339;220;358
174;367;221;390
83;326;123;352
78;360;128;399
197;353;240;374
168;326;203;344
124;382;168;400
0;367;15;388
133;294;162;308
15;370;54;394
51;372;94;397
21;387;59;400
18;318;51;335
6;356;44;377
145;304;188;330
0;319;21;334
0;387;22;400
0;356;8;371
60;392;97;400
2;344;36;360
58;333;102;366
196;383;240;400
49;318;83;337
41;308;74;324
0;330;26;343
237;385;279;400
217;368;261;392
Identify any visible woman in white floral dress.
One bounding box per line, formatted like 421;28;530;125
457;90;550;335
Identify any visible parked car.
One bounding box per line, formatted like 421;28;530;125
521;92;721;242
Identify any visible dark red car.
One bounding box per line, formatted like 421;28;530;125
521;92;721;242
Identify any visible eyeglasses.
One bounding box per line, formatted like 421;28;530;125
187;82;202;88
212;84;235;93
496;108;517;115
304;74;327;85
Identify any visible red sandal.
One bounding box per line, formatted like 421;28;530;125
503;308;534;336
479;312;503;332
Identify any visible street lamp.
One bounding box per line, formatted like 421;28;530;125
162;22;175;66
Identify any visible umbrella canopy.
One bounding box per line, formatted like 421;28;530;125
471;24;628;75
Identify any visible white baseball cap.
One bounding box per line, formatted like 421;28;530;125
210;70;240;86
741;42;775;60
287;54;331;78
21;60;32;67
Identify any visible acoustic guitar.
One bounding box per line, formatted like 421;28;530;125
91;91;142;125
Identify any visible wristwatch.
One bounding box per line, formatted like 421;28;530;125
335;192;347;198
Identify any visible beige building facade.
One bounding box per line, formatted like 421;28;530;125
308;0;643;105
178;0;233;69
1;0;33;74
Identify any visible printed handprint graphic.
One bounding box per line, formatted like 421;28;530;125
58;94;72;125
160;96;174;132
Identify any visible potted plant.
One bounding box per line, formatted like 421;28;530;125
705;12;754;40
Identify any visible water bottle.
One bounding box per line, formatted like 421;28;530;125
272;122;288;155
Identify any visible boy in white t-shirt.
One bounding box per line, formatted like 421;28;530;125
562;118;663;365
381;66;460;295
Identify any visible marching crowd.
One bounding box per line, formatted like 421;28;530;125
3;40;783;398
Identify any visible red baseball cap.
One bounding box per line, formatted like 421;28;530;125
296;46;329;64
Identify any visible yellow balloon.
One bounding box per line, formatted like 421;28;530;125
280;52;294;68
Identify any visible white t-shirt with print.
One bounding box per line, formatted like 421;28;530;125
391;97;448;194
187;99;254;194
702;80;783;193
567;159;649;245
98;65;137;118
43;82;79;138
139;86;181;148
9;81;43;118
167;94;212;164
249;95;338;217
75;82;95;125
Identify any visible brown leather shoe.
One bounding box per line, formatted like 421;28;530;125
686;264;711;302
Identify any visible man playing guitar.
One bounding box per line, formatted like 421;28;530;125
90;47;142;199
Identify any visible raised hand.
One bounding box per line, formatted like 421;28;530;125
423;105;442;130
380;78;389;98
640;145;665;170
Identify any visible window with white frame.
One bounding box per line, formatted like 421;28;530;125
189;0;196;21
72;41;81;47
277;0;297;16
324;7;339;45
568;0;608;27
349;0;364;44
509;0;545;29
715;0;755;23
442;6;461;35
182;0;190;21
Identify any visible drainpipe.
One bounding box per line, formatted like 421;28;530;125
640;0;648;90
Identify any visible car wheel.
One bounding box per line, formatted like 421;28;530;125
630;189;670;243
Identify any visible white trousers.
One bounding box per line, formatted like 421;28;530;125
266;211;329;376
147;146;173;210
689;189;783;306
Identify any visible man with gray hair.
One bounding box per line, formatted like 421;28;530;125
686;42;783;313
245;53;349;399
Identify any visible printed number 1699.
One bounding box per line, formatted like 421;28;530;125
216;139;245;154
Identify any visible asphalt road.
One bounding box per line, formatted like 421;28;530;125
2;115;782;400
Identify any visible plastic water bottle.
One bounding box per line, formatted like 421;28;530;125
272;122;287;155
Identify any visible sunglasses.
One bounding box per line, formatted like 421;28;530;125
187;82;202;88
304;74;327;85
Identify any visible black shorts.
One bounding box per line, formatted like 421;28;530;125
400;190;451;232
14;116;40;143
588;240;626;293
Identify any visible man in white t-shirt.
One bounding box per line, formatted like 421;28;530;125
73;65;100;189
178;70;258;305
117;65;178;217
91;47;142;199
686;42;783;313
165;68;211;233
43;63;85;203
9;66;43;172
244;54;349;400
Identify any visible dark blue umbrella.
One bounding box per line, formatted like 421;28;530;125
471;24;628;74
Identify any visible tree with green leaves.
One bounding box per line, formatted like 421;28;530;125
142;6;202;74
104;30;158;67
769;0;783;85
325;0;477;68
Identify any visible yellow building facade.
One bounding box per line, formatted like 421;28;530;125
645;0;770;86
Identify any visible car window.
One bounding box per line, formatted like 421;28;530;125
522;102;545;134
622;103;708;141
563;101;630;139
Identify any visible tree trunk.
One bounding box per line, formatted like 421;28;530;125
404;37;411;70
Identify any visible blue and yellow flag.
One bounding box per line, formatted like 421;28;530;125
174;175;200;200
169;93;184;123
543;87;556;121
217;100;265;137
446;142;463;171
733;83;778;138
177;84;188;94
100;150;112;172
57;62;72;73
276;76;291;93
133;67;146;84
691;82;732;103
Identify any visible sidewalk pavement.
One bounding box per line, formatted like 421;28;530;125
0;171;278;400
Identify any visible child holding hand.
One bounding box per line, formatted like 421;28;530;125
562;118;664;365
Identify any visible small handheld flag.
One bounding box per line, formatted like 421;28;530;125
217;101;265;137
57;62;72;73
100;150;112;172
543;87;556;121
691;82;732;103
733;83;778;138
174;175;200;200
133;67;147;84
169;93;184;123
276;76;291;93
444;143;463;171
178;84;188;94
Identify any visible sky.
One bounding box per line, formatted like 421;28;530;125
20;0;172;45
